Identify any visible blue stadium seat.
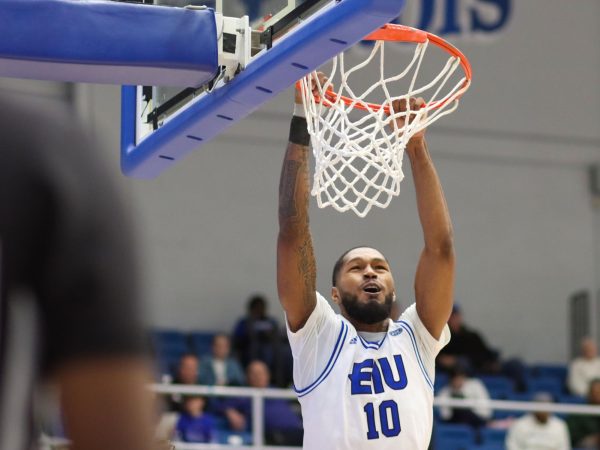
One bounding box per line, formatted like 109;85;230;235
480;427;507;445
433;423;476;450
558;394;586;405
533;364;568;383
492;408;525;420
211;415;229;430
434;372;449;393
465;445;504;450
151;329;190;357
152;329;188;344
526;377;563;398
507;392;534;402
190;331;215;357
479;375;514;399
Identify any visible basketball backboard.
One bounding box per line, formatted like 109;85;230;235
121;0;407;178
218;0;303;26
155;0;304;29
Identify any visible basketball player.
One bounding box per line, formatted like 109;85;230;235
277;73;454;449
0;94;155;450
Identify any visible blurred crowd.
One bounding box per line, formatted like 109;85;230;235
432;305;600;449
153;295;301;446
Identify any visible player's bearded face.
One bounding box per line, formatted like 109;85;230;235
339;289;394;324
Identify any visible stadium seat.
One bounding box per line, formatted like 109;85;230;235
152;329;188;345
465;445;504;450
479;375;514;399
525;376;563;398
434;372;449;393
480;427;507;445
433;423;476;450
151;329;191;357
507;392;534;402
533;364;568;383
492;408;524;420
558;394;586;405
190;331;215;357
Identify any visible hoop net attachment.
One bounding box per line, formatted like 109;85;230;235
299;24;472;217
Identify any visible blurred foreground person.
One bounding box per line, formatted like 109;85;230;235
0;95;155;450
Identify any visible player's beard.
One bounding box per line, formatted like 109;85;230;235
340;290;394;324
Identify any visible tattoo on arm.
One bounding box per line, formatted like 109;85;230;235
279;160;301;219
277;137;316;320
298;235;317;303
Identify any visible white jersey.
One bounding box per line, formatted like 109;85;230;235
287;292;450;450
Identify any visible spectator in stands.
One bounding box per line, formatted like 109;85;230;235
437;365;492;427
568;337;600;397
176;353;200;384
566;378;600;448
199;333;245;386
232;295;285;386
437;304;526;390
437;304;500;373
232;294;280;368
505;392;571;450
169;353;201;411
174;396;215;443
219;360;303;445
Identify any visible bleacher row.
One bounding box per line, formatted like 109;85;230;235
152;329;586;449
152;329;218;377
434;424;506;450
432;364;586;449
434;365;585;406
152;329;275;446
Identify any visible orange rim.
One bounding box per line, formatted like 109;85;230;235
298;24;472;113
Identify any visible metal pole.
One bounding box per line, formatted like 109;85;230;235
251;391;264;448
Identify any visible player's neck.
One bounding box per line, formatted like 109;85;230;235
346;316;390;333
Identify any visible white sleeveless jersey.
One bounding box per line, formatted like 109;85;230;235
287;293;450;450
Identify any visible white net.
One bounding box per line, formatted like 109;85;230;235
300;36;470;217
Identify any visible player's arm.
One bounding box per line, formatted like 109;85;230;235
276;77;323;332
393;98;455;339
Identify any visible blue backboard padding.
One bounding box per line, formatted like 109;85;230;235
0;0;218;86
121;0;407;178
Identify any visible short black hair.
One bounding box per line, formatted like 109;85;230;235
448;364;469;379
331;246;387;287
248;294;266;310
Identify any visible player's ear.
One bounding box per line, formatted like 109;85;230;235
331;286;341;305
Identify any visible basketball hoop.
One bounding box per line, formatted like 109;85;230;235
299;24;472;217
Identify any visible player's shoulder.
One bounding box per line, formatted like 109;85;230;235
315;291;343;318
394;303;419;326
289;291;344;336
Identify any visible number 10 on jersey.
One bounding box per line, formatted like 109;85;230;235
363;400;401;439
